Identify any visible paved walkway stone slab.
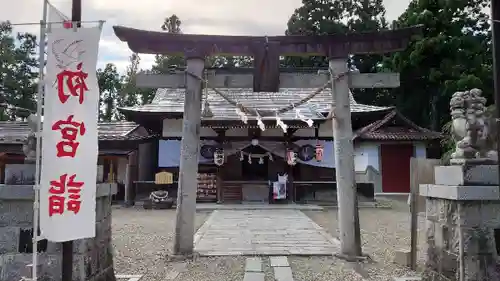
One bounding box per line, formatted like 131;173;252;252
243;272;265;281
245;257;263;272
270;256;289;267
273;266;294;281
194;209;339;256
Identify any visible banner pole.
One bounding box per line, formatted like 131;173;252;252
32;0;48;280
61;0;82;279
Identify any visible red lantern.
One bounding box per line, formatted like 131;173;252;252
286;150;297;166
315;143;324;162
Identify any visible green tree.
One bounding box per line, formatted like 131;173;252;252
97;63;123;121
119;53;141;109
119;53;155;108
384;0;492;130
0;21;38;120
284;0;389;104
151;14;185;74
285;0;352;67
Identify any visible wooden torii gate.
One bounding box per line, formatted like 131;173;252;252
113;25;421;258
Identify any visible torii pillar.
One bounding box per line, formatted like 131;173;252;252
113;25;421;257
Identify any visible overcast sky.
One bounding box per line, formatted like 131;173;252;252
4;0;412;73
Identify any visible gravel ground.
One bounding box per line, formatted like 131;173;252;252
304;204;427;280
112;206;211;280
112;203;426;281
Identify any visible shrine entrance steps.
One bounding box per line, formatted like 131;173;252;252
193;209;339;256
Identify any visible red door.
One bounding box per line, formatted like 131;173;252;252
380;144;414;193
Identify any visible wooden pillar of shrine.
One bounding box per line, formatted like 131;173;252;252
329;59;362;257
124;150;138;206
173;56;204;255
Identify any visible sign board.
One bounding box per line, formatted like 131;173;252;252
155;171;173;184
39;27;102;242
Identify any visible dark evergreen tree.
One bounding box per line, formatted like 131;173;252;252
384;0;491;130
0;21;38;120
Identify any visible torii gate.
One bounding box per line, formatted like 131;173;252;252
113;25;421;258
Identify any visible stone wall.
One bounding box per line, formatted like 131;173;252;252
0;183;116;281
424;197;500;281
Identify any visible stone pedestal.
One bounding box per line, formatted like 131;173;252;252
0;183;117;281
420;165;500;281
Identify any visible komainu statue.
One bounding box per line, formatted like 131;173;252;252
449;88;497;164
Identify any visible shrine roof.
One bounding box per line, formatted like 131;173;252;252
118;88;391;120
354;110;442;141
0;121;148;144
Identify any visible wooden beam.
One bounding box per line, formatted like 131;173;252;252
113;25;421;57
136;72;400;89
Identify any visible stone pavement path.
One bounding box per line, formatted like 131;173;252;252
193;209;339;256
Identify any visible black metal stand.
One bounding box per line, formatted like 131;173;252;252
61;1;81;280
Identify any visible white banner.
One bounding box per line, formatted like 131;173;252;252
40;27;102;242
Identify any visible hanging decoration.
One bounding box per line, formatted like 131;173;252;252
295;108;314;127
298;144;315;162
186;68;350;132
287;150;297;166
200;145;216;159
315;142;324;162
238;151;274;164
256;114;266;131
213;149;225;166
275;115;288;133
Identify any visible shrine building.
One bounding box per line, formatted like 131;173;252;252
116;69;441;204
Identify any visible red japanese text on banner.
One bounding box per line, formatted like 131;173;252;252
40;27;102;242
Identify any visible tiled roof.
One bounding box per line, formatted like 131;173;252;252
118;88;390;120
354;110;442;141
0;121;145;144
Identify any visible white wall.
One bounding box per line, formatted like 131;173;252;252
354;142;379;172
